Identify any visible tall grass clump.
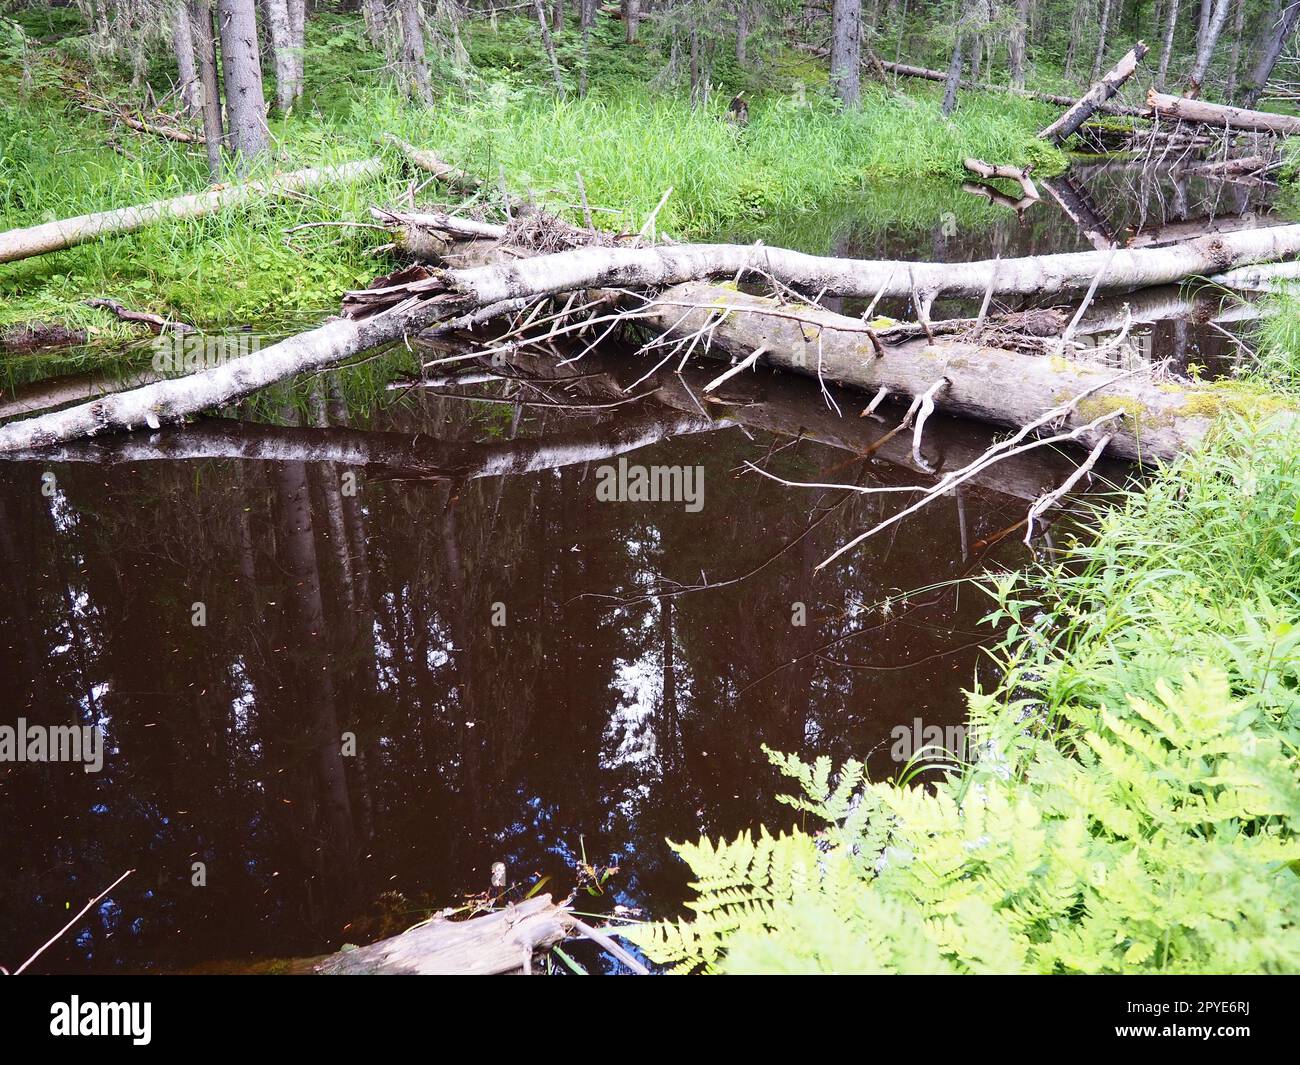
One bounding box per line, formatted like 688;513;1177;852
2;5;1064;336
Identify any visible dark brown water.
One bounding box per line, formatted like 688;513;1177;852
0;164;1275;973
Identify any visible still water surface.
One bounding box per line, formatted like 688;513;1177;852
0;165;1277;971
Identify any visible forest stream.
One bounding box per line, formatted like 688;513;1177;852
0;164;1284;974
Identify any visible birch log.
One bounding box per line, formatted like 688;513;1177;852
348;222;1300;308
0;299;436;453
0;159;384;265
1145;89;1300;134
637;281;1265;462
1039;42;1149;143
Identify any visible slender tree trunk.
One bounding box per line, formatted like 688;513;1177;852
893;0;909;65
736;0;749;66
1241;1;1300;106
1009;0;1030;88
173;2;203;115
398;0;434;104
579;0;593;96
190;0;227;179
1187;0;1233;95
534;0;566;91
264;0;297;111
216;0;271;165
552;0;564;31
1091;0;1115;82
942;25;965;115
288;0;306;103
361;0;386;47
623;0;640;43
1157;0;1179;88
1226;0;1246;101
830;0;862;108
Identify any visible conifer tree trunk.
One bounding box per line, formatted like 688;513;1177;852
942;25;965;114
1226;0;1247;101
830;0;862;108
190;0;227;179
1010;0;1030;88
534;0;566;91
1091;0;1114;81
172;2;203;115
398;0;434;104
216;0;271;165
361;0;386;47
289;0;306;103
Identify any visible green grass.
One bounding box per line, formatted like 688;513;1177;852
0;11;1064;337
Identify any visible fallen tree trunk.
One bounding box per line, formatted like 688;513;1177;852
0;367;165;421
0;321;88;354
1127;210;1276;248
9;205;1300;455
0;158;385;266
0;301;438;452
346;222;1300;309
116;112;200;143
636;280;1259;462
874;59;1148;116
1040;42;1150;144
314;894;575;975
1178;154;1279;178
1145;89;1300;135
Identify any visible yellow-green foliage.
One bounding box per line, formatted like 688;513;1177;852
633;422;1300;974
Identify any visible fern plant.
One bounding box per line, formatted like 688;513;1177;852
632;421;1300;975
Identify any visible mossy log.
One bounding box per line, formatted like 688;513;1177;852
638;281;1278;462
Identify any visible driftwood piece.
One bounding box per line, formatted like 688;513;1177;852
963;157;1040;200
0;158;385;265
1039;42;1149;144
1145;89;1300;135
85;298;196;335
314;895;575;975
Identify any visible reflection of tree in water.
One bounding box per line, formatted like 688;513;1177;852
0;360;1044;972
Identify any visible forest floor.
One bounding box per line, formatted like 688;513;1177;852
0;11;1066;339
